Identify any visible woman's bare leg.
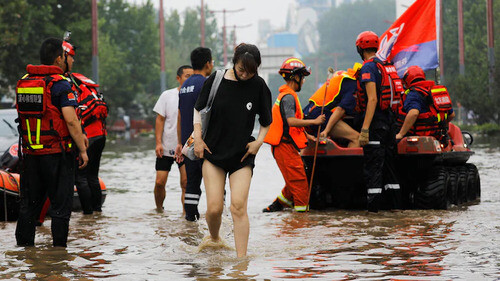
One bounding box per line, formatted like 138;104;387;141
202;161;226;240
228;166;252;257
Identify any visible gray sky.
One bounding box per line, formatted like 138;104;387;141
130;0;295;44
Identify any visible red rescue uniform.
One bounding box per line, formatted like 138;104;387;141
264;85;309;211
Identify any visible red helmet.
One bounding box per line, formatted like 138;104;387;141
279;57;311;79
356;31;379;49
62;41;76;56
403;65;426;86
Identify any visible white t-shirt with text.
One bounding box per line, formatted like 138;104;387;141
153;87;179;157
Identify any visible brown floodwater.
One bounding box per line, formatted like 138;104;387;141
1;136;499;280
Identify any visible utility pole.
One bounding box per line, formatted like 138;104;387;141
458;0;465;76
92;0;99;84
200;0;205;47
487;0;495;97
210;8;244;66
159;0;166;92
231;24;251;49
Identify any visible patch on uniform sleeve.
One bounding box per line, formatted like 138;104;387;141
362;73;371;80
68;92;76;101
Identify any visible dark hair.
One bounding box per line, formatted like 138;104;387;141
177;65;193;77
232;43;261;74
40;37;63;65
190;47;212;70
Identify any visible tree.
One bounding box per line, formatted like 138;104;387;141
442;0;500;124
0;1;91;98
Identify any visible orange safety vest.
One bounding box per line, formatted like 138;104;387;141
264;85;308;149
16;65;73;155
309;65;359;112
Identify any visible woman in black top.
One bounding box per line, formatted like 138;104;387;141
193;43;272;257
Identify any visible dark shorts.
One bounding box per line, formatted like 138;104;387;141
205;153;255;176
155;156;184;171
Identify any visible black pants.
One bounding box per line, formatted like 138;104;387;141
15;152;75;247
362;120;401;212
75;136;106;214
183;157;202;220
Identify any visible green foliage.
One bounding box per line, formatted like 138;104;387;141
436;0;499;124
0;0;91;96
459;123;500;135
0;0;222;120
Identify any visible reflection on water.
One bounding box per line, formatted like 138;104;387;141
0;137;499;280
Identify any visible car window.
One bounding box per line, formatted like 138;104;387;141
0;111;18;137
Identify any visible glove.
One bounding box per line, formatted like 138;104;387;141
359;128;369;146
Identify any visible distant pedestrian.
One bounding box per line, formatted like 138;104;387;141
153;65;193;213
175;47;213;221
15;38;88;247
193;43;272;257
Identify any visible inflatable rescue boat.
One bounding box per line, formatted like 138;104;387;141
0;144;107;221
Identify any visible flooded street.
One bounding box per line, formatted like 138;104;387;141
1;136;499;280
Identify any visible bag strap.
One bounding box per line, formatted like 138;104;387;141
205;69;224;110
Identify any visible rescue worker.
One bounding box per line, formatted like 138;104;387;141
263;57;325;212
15;38;88;247
354;31;401;212
63;39;108;214
396;65;455;142
316;63;362;147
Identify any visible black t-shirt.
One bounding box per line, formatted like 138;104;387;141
195;71;272;162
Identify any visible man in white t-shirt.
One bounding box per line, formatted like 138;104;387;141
153;65;193;212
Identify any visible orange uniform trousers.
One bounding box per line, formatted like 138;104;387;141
272;141;309;211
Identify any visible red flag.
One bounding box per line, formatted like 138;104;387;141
377;0;439;76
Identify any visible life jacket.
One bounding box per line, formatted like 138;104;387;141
355;57;403;113
430;85;453;122
69;73;108;138
396;80;440;137
16;65;73;155
308;64;358;113
264;85;308;149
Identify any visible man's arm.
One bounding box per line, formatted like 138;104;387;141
287;115;325;127
361;82;377;131
174;109;184;162
61;106;88;168
396;109;419;140
155;114;166;158
359;81;377;146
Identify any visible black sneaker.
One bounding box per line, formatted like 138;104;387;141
262;199;284;213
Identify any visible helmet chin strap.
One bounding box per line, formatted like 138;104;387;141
293;75;303;92
356;46;364;61
64;52;69;73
